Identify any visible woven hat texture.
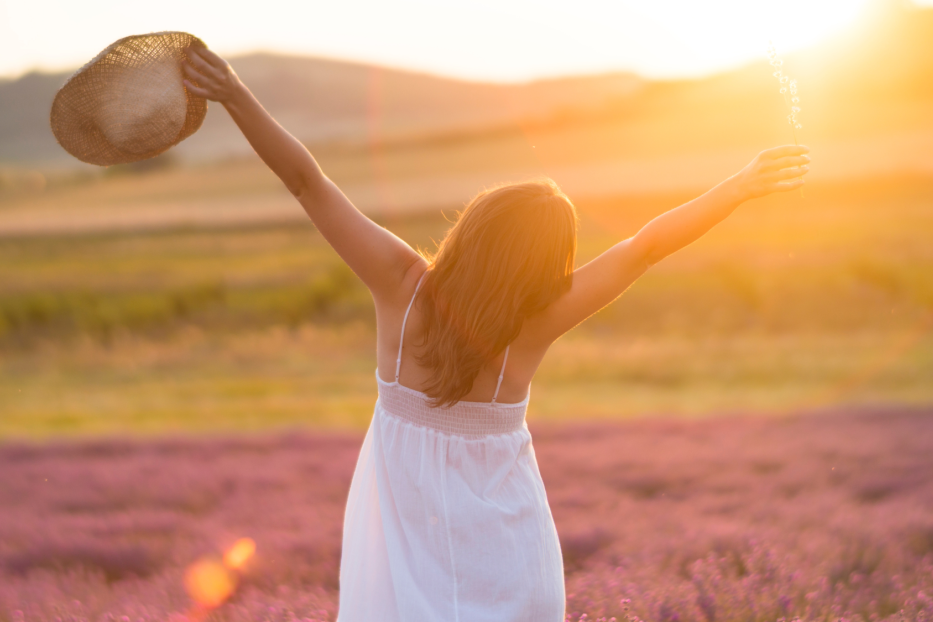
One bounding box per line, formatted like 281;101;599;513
51;32;208;166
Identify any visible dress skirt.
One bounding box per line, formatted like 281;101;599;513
336;375;565;622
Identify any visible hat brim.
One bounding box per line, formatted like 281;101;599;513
50;31;208;166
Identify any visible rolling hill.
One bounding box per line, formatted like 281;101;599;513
2;0;933;171
0;55;644;167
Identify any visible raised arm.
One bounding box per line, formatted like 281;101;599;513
182;47;423;304
528;145;810;342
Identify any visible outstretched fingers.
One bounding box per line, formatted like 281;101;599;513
767;154;810;171
772;177;806;192
770;165;810;181
737;144;811;199
763;145;810;160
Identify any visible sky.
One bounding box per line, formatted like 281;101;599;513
1;0;931;83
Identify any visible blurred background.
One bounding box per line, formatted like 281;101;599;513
2;0;932;437
3;1;933;620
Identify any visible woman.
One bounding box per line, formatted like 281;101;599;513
182;47;809;621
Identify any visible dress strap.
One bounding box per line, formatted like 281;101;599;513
491;345;510;404
396;271;428;382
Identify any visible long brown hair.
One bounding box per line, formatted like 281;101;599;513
415;179;577;407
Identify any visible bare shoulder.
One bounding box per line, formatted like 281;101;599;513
372;256;429;313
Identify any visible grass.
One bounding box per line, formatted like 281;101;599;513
2;173;932;438
3;327;930;438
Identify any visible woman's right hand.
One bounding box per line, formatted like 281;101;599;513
181;46;244;104
730;145;810;201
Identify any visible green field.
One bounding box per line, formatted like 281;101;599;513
2;174;932;438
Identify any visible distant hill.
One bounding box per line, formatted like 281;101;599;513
0;55;644;167
2;0;932;170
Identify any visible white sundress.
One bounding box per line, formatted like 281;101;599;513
337;273;565;622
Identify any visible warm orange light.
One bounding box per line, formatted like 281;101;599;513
184;558;236;609
223;537;256;570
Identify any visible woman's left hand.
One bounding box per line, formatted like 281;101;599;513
181;46;244;104
731;145;810;201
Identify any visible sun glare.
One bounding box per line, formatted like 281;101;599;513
626;0;875;77
0;0;898;82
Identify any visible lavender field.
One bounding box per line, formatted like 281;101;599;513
2;409;932;622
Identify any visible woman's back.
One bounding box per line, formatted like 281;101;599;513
340;269;565;622
377;267;548;406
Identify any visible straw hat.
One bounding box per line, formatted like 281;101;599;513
51;32;208;166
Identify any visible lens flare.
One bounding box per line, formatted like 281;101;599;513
184;558;235;609
223;537;256;570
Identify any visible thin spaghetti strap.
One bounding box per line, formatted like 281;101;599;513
395;271;428;382
491;345;510;404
